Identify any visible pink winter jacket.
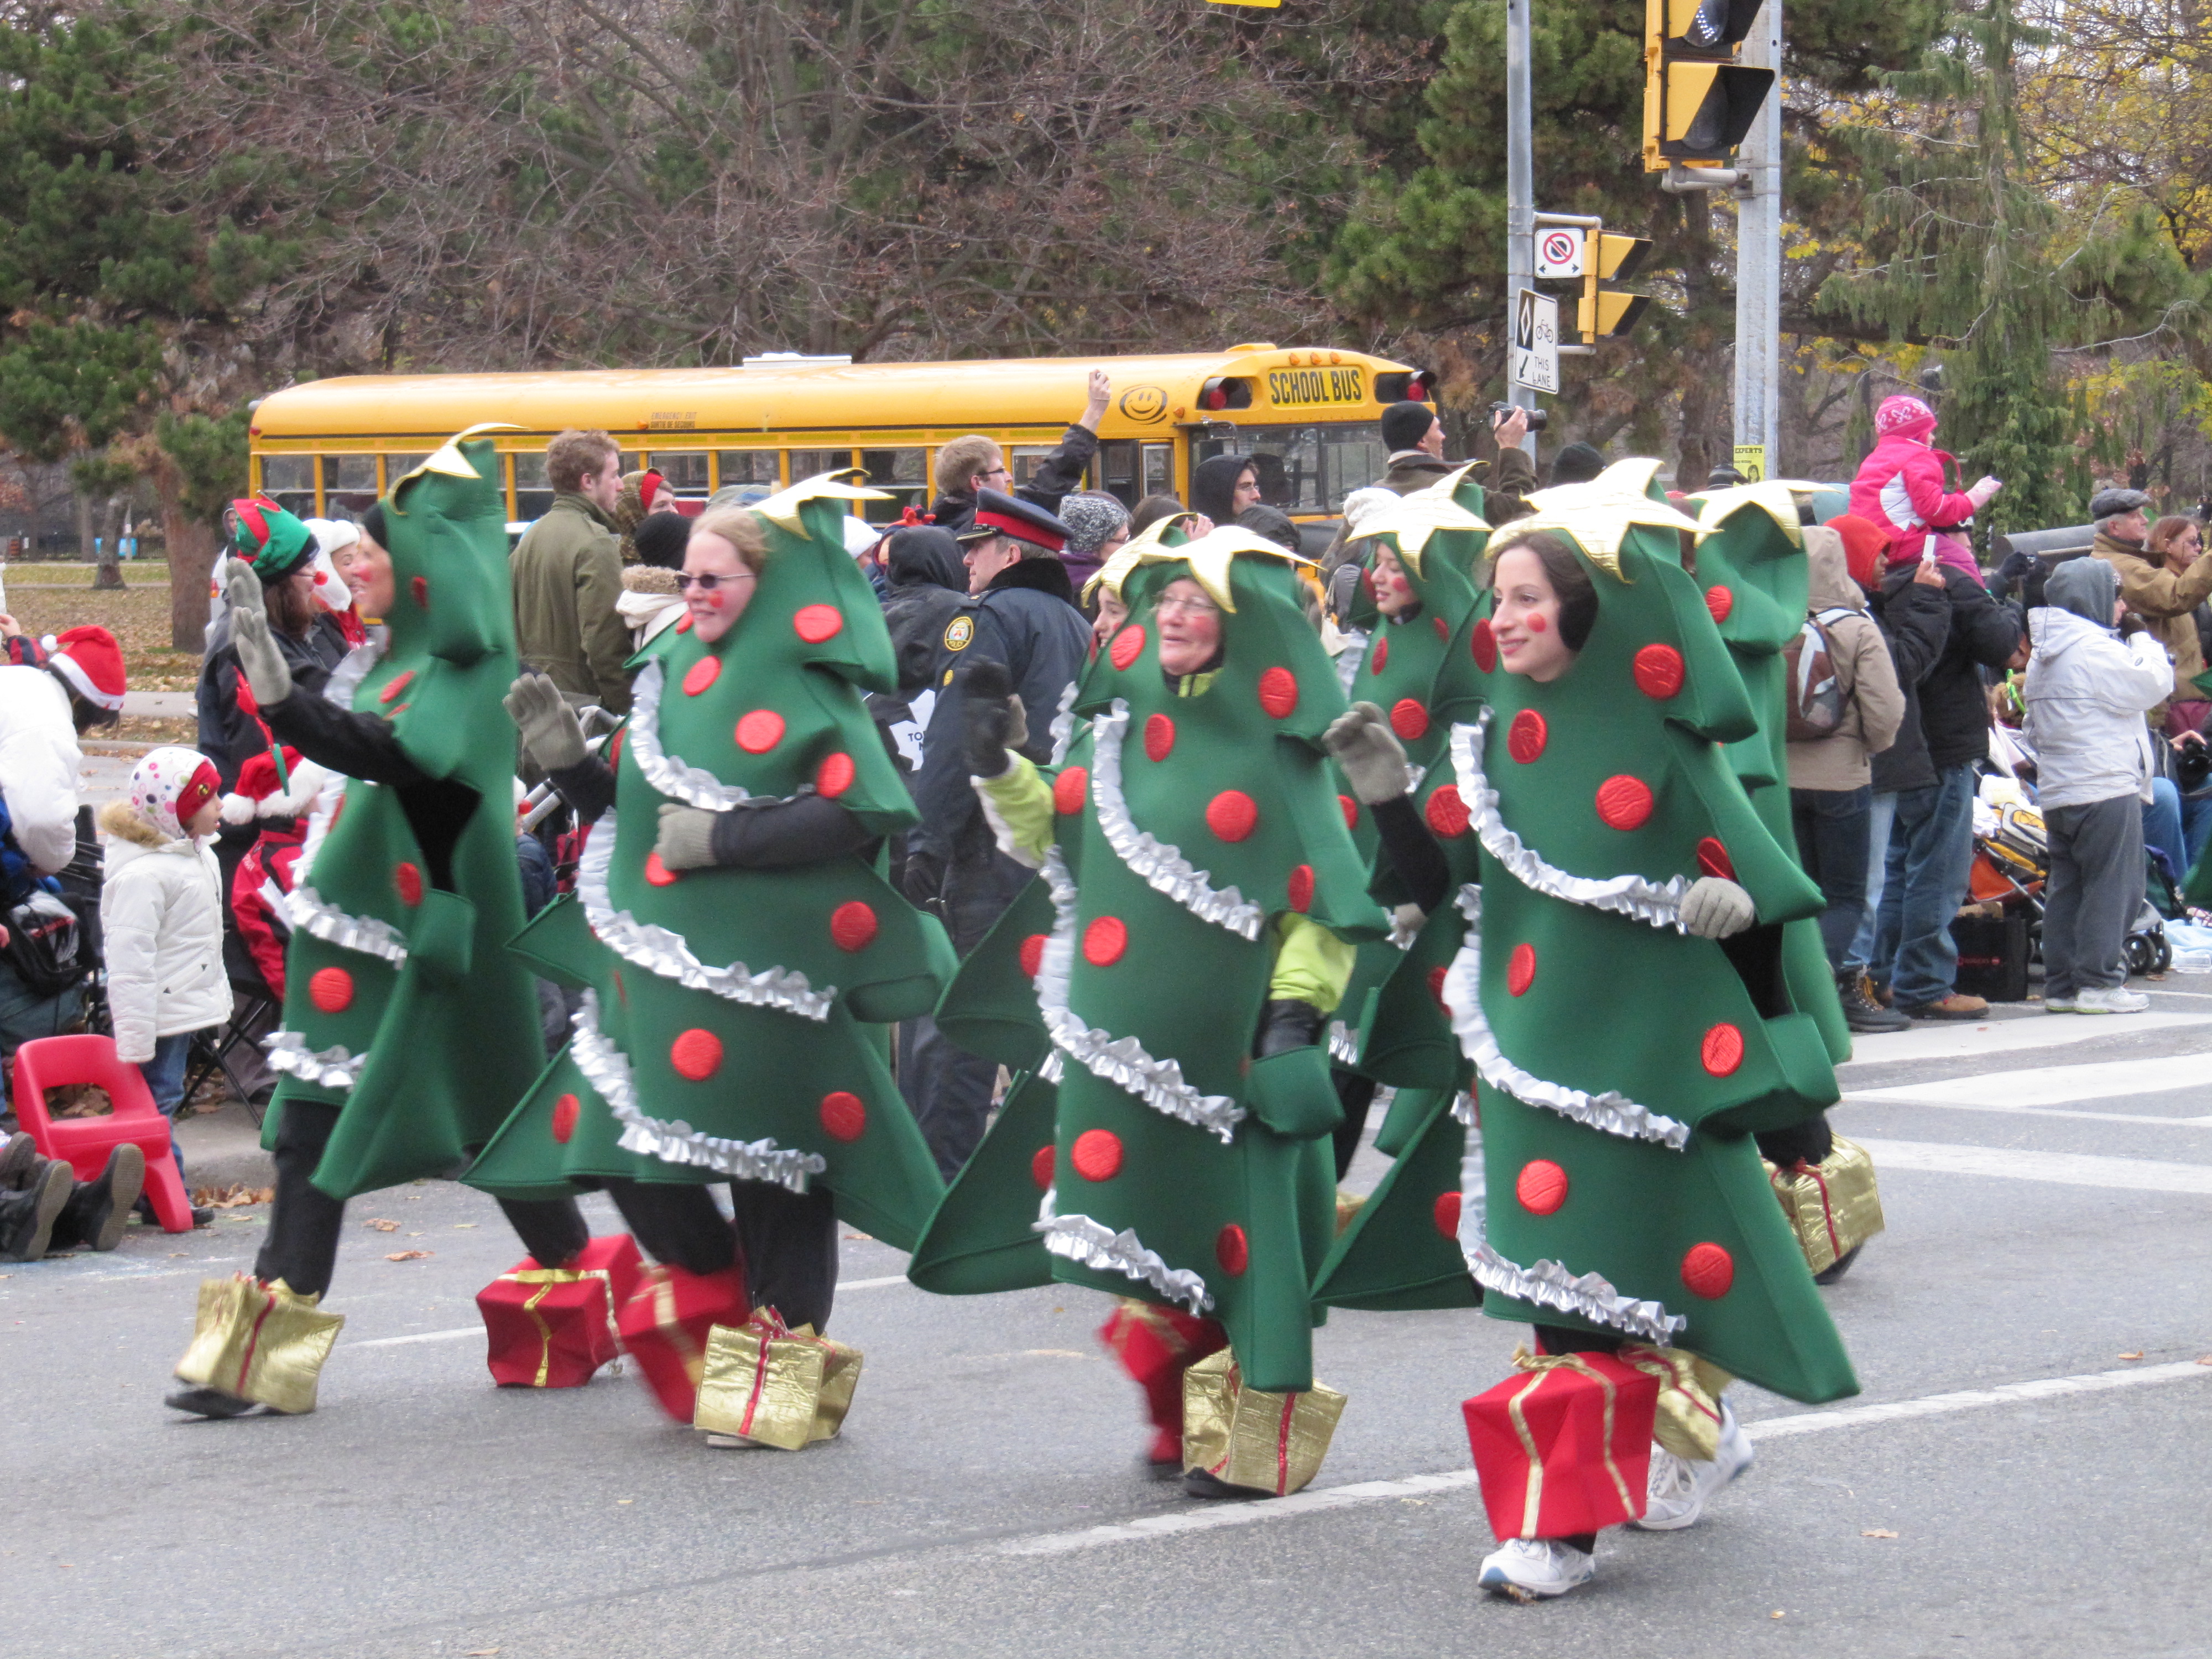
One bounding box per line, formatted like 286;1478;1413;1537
1849;430;1982;578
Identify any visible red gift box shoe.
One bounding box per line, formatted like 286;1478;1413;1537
1463;1349;1660;1540
476;1234;644;1389
1098;1298;1228;1451
617;1261;748;1422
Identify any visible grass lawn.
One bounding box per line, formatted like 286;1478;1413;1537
4;567;203;692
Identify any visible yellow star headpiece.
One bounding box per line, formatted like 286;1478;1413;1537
1083;536;1154;606
1511;457;1707;575
390;422;526;507
1689;481;1807;548
1131;525;1314;613
752;468;892;533
1341;490;1490;576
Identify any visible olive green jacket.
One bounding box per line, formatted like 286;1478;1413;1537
510;493;632;714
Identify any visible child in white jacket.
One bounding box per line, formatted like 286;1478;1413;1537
100;748;230;1203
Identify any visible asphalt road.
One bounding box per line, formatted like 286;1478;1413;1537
7;982;2210;1659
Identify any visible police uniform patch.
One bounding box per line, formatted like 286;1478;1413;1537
943;615;975;651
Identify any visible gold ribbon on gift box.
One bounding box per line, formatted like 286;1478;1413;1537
174;1275;346;1416
1764;1135;1886;1275
1615;1343;1731;1463
693;1310;864;1450
498;1265;625;1387
1181;1349;1347;1496
1503;1347;1638;1537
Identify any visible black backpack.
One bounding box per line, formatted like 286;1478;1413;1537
2;888;85;999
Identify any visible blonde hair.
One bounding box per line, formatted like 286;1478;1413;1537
935;435;1002;496
687;508;769;571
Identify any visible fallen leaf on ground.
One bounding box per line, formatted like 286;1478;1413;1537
453;1222;477;1229
617;1498;634;1505
384;1249;432;1261
2119;1351;2144;1360
194;1183;273;1208
1771;1611;1785;1619
364;1218;399;1232
1862;1528;1898;1538
2197;1356;2212;1366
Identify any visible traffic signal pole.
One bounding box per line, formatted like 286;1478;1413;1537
1505;0;1538;456
1731;1;1781;473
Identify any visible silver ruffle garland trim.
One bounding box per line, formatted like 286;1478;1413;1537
1443;885;1691;1149
1046;680;1080;768
1334;627;1369;698
264;1030;366;1091
1452;711;1690;931
1035;848;1245;1142
1034;1193;1214;1314
281;885;410;968
576;827;832;1021
1327;1020;1363;1067
291;779;360;893
627;660;757;810
1467;1239;1687;1342
570;991;827;1191
1089;702;1265;942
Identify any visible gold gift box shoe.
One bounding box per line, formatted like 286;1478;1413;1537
693;1313;863;1451
174;1276;347;1416
1181;1348;1347;1497
1765;1135;1886;1277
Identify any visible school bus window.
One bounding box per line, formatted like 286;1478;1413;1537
513;452;552;521
1142;445;1172;499
858;447;927;523
321;455;378;520
387;455;429;489
714;452;780;490
649;452;710;494
1097;441;1139;508
791;448;851;482
1188;423;1389;516
261;456;314;520
1009;446;1065;492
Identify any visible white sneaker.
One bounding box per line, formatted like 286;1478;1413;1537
2072;985;2150;1014
1478;1536;1596;1600
2042;993;2078;1014
1632;1400;1754;1531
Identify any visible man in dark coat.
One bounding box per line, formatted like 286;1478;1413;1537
925;371;1111;535
1866;540;2025;1018
900;492;1091;1177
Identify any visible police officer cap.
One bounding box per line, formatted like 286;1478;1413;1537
958;487;1071;554
2090;487;2151;521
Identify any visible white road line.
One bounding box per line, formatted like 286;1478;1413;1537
346;1273;911;1349
1853;1138;2212;1194
1848;1051;2212;1111
1844;1098;2212;1129
1838;1010;2211;1067
997;1361;2212;1559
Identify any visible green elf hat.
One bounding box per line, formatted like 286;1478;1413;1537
226;495;317;582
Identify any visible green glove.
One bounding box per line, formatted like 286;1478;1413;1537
655;801;719;870
503;672;587;771
225;560;293;707
1323;700;1411;804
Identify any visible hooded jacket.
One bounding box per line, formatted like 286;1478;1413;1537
0;665;81;884
1865;570;1954;794
97;800;229;1062
2090;529;2212;719
1848;408;1983;577
1877;559;2023;772
509;491;632;714
2026;557;2173;809
1786;525;1906;792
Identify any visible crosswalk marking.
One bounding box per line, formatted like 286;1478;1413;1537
1853;1138;2212;1194
1849;1051;2212;1110
1844;1097;2212;1129
1840;1011;2212;1068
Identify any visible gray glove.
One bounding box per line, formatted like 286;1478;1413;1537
225;559;292;707
655;802;719;870
1323;701;1411;804
1680;876;1756;940
504;672;587;771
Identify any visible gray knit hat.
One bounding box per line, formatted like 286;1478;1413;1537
1057;490;1131;558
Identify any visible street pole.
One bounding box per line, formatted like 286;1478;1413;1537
1505;0;1537;456
1733;0;1782;475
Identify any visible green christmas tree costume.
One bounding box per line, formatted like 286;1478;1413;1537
1322;477;1858;1406
912;529;1389;1396
466;480;954;1253
1687;482;1851;1062
261;434;559;1199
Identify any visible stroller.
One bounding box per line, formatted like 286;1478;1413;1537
1969;789;2173;979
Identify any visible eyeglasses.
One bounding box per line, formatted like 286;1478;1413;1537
1156;594;1220;618
677;570;757;591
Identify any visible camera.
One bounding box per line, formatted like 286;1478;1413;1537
1489;401;1549;433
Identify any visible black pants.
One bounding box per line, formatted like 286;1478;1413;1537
1530;1323;1627;1553
599;1177;841;1333
898;847;1032;1179
254;1100;588;1299
1330;1071;1378;1181
1754;1113;1834;1171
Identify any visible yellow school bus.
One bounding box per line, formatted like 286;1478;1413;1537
246;345;1434;528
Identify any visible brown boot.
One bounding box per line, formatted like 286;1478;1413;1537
1901;990;1989;1021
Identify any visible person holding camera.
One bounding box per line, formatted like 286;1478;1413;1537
2026;558;2173;1014
1322;403;1535;608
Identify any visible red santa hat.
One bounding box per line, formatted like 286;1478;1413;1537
219;747;332;825
46;625;127;712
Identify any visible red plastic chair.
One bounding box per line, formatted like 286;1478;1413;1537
12;1034;195;1233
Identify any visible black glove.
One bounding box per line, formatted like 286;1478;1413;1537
2119;611;2150;640
1251;999;1325;1058
963;658;1025;778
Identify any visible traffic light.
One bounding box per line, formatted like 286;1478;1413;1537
1579;232;1652;341
1644;0;1774;171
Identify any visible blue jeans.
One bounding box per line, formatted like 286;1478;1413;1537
1848;792;1898;973
2144;779;2184;883
1791;785;1872;970
139;1031;194;1191
1871;762;1979;1007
